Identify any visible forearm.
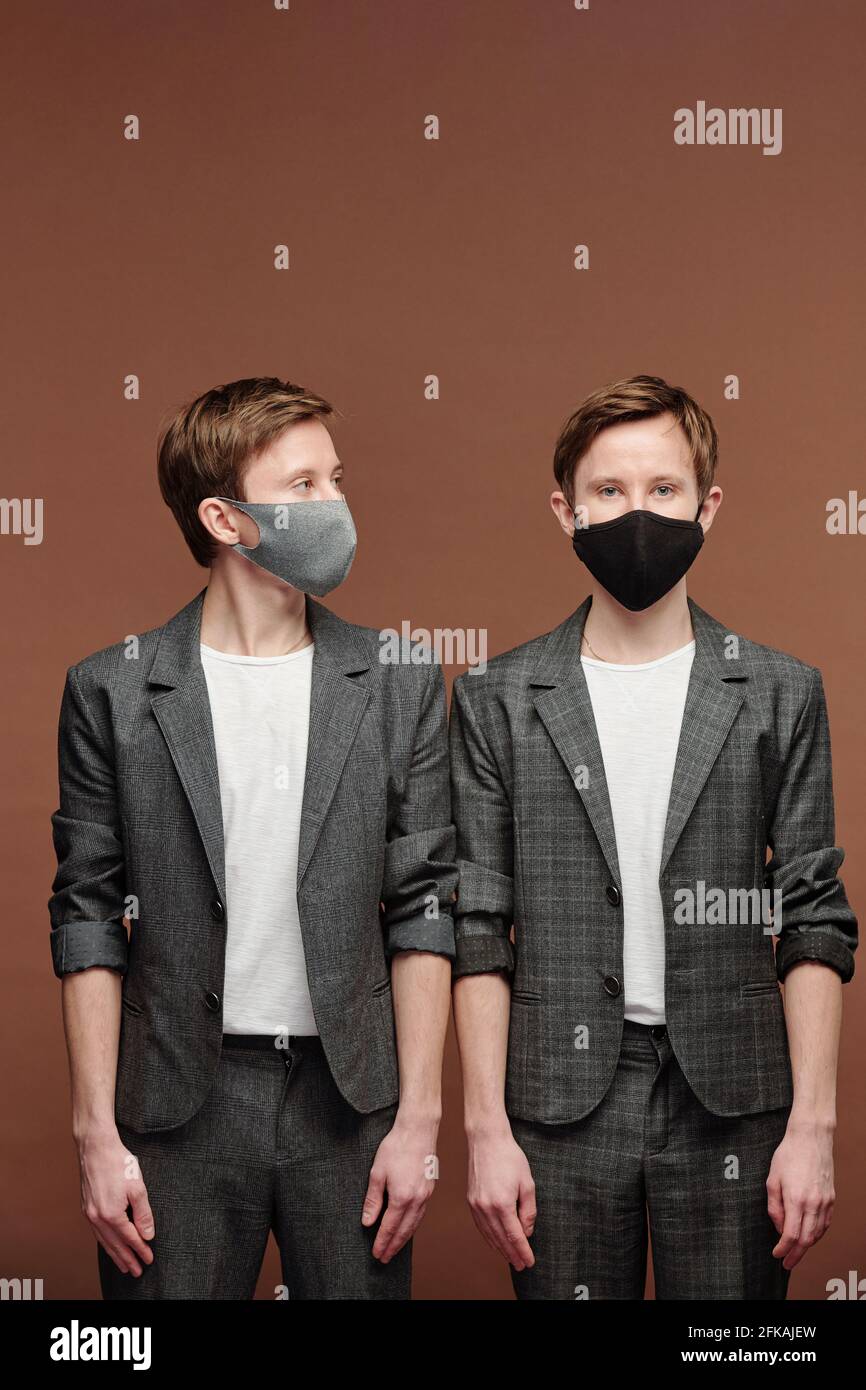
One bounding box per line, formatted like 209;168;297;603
453;971;511;1136
390;950;452;1123
61;967;122;1142
782;960;842;1130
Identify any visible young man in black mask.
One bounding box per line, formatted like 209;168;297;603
449;374;857;1299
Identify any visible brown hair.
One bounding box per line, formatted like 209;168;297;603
157;376;336;567
553;375;718;506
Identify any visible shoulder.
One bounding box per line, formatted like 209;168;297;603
451;624;557;711
322;607;445;704
692;602;824;706
65;615;168;697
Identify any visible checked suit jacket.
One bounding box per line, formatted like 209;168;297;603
49;587;457;1133
449;595;858;1123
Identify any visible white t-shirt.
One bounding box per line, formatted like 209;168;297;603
580;639;695;1024
200;639;318;1036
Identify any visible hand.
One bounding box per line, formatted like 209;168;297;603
78;1127;155;1276
361;1108;440;1262
465;1120;536;1270
766;1116;835;1271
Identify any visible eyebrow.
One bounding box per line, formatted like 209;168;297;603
588;472;687;486
279;462;344;485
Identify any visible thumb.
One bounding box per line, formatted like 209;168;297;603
361;1166;386;1227
129;1185;156;1240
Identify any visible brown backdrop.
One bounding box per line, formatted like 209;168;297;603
1;0;863;1299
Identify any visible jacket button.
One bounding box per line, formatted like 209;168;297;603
605;884;621;906
602;975;621;997
204;990;221;1012
210;899;225;921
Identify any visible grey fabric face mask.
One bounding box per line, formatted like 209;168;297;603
216;496;357;596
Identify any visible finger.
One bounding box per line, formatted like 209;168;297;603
517;1179;537;1239
772;1205;804;1261
112;1213;155;1267
495;1209;535;1269
361;1167;386;1228
766;1174;785;1233
783;1207;821;1269
783;1241;810;1271
813;1201;834;1243
469;1204;504;1259
469;1201;516;1264
374;1201;423;1262
95;1229;142;1278
128;1184;156;1244
371;1199;410;1260
481;1203;531;1269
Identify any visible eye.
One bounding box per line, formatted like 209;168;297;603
655;485;673;497
599;485;620;497
293;478;313;492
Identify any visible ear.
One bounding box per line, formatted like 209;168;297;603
551;490;576;536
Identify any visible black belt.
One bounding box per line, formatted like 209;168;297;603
221;1033;322;1051
623;1020;668;1041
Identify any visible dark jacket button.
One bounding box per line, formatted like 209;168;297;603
204;990;220;1012
210;899;225;921
606;884;621;906
602;975;621;997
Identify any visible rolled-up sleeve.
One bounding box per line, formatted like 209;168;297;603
767;667;857;983
381;661;457;960
449;675;515;979
48;665;129;978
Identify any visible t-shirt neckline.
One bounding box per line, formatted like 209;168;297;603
580;639;695;673
199;640;314;666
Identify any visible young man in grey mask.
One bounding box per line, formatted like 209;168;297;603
49;376;457;1299
449;374;857;1299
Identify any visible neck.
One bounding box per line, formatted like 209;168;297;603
582;583;693;663
200;560;312;657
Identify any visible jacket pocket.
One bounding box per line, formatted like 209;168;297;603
504;994;535;1112
741;980;780;997
372;982;399;1096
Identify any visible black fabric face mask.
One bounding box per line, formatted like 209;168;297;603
571;505;704;612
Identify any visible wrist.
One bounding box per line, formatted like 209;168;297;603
464;1107;512;1142
394;1099;442;1130
73;1112;119;1147
786;1106;837;1135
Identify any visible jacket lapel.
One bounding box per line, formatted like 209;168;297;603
658;598;748;873
148;588;227;904
531;598;622;888
296;597;371;886
146;586;372;903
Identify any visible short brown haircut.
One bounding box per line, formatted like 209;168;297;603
157;376;336;567
553;375;718;506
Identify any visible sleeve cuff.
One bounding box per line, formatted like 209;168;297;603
385;914;456;961
452;931;515;979
50;921;129;979
776;929;855;984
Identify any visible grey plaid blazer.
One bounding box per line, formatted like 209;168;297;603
449;595;857;1122
49;587;457;1132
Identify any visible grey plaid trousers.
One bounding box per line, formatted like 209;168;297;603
510;1020;791;1300
98;1036;410;1301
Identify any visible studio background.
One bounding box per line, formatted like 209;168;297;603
1;0;863;1299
